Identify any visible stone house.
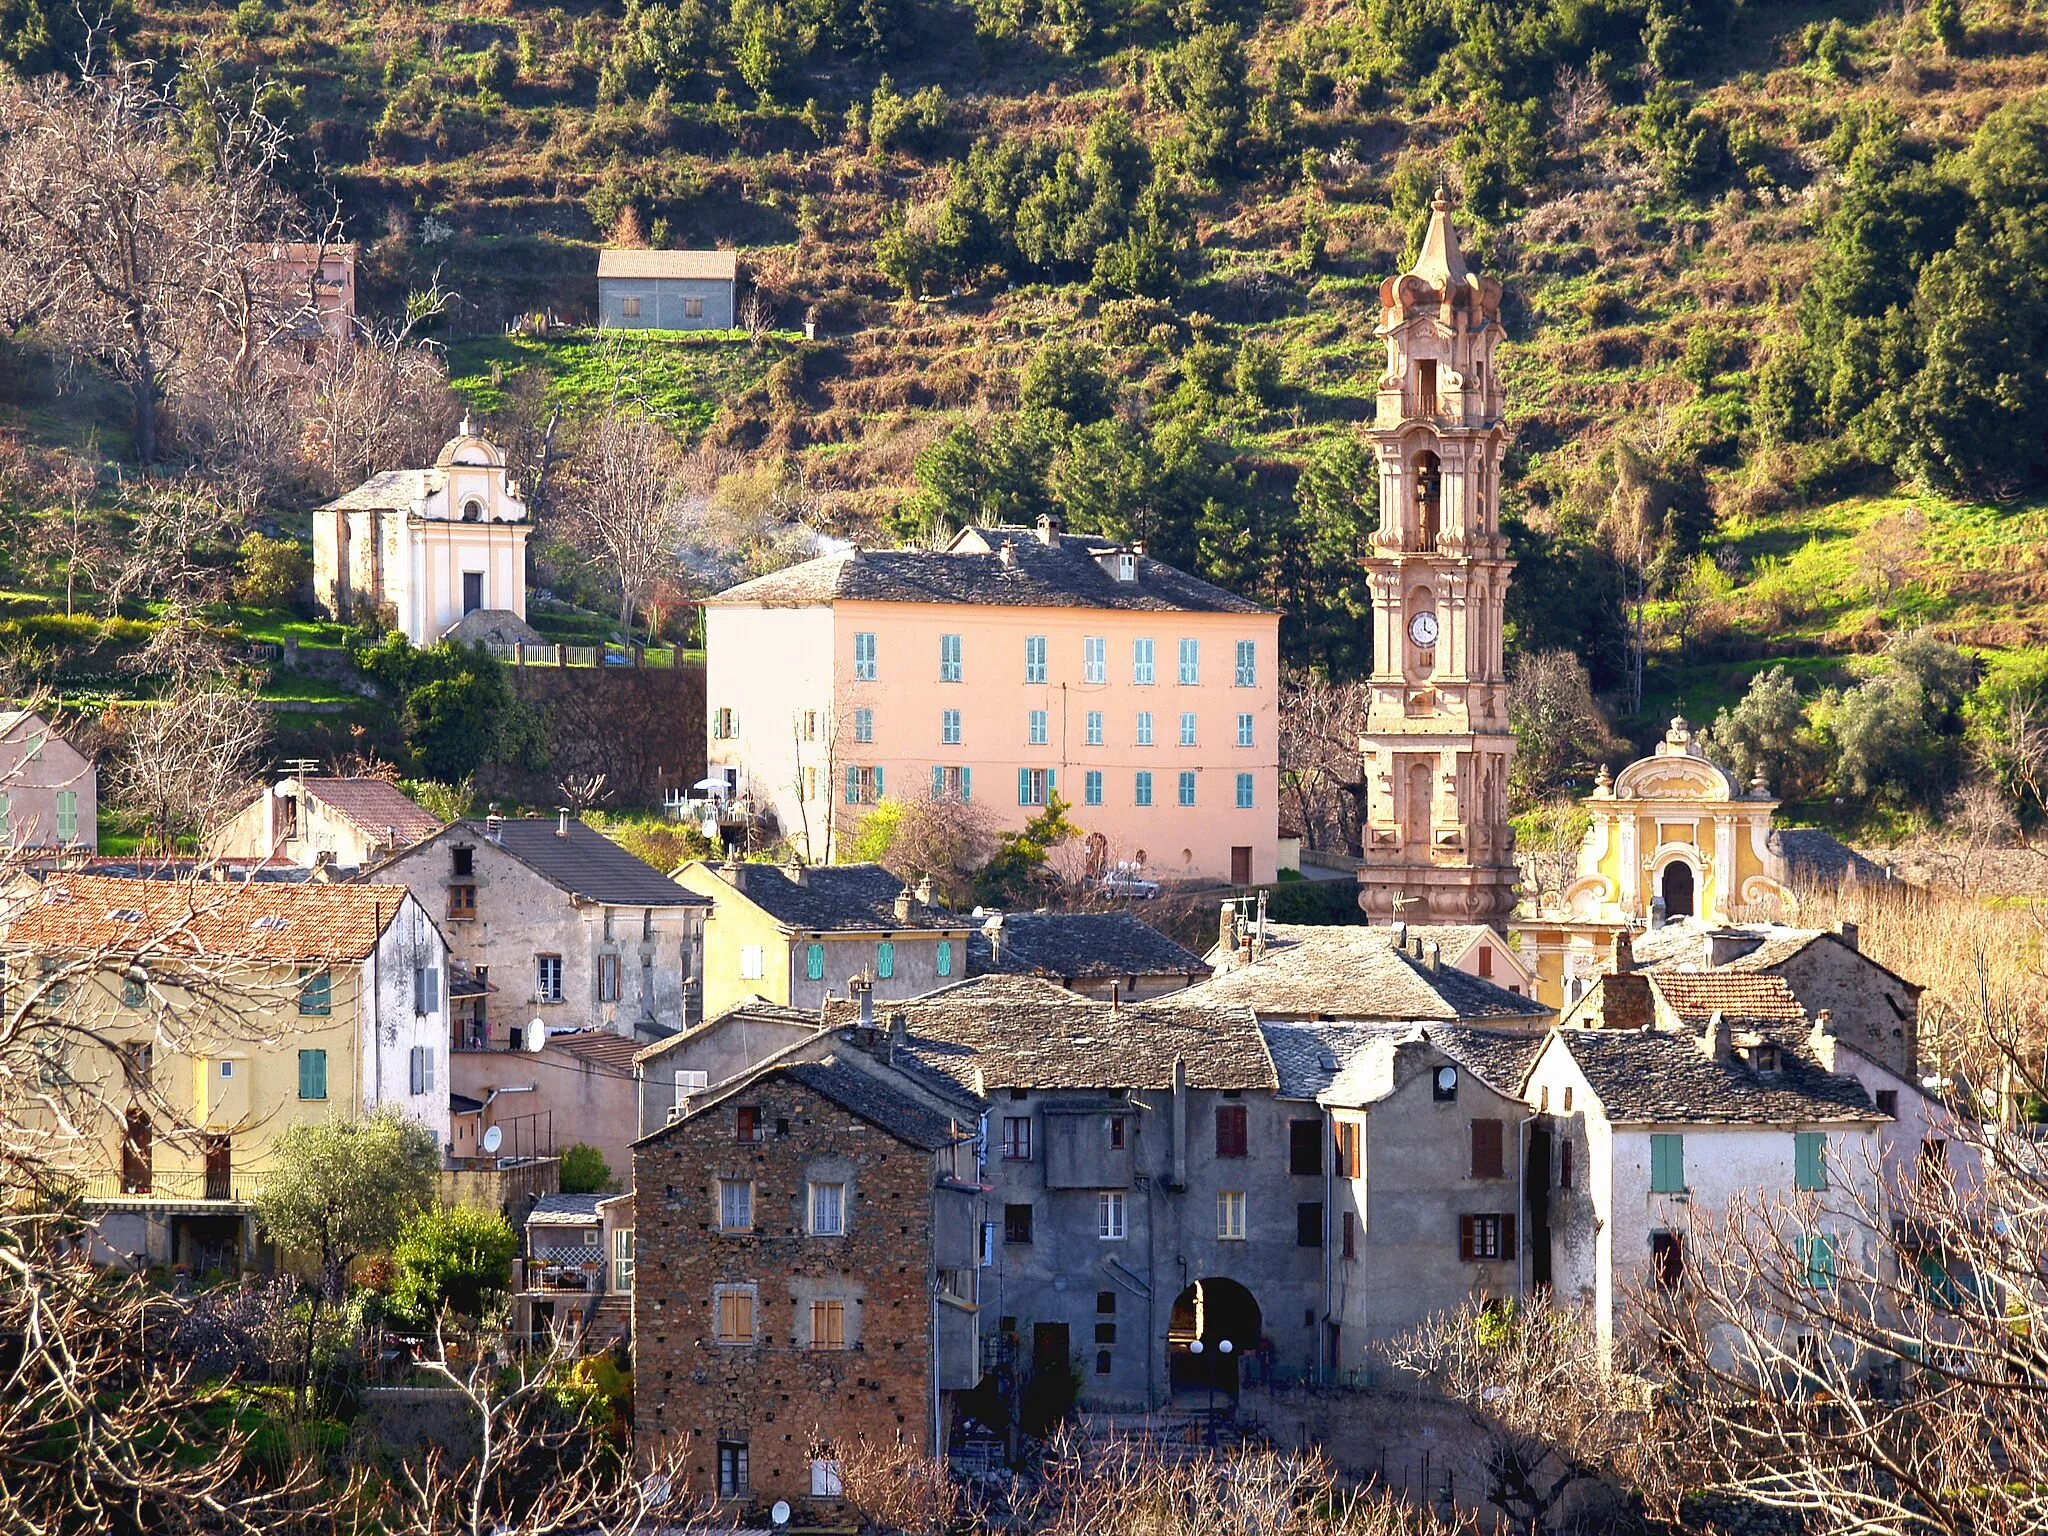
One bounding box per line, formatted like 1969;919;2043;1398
968;909;1210;1000
313;420;535;645
370;813;710;1049
6;874;449;1275
0;709;96;853
633;1000;823;1139
631;1023;983;1520
513;1191;635;1349
596;249;738;331
670;861;974;1021
209;775;444;871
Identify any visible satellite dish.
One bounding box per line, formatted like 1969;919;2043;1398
527;1018;547;1052
481;1124;503;1155
1436;1066;1458;1094
771;1501;792;1527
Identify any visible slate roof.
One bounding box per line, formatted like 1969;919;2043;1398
1625;920;1820;974
1547;1028;1883;1126
7;874;412;962
1651;972;1807;1025
827;974;1278;1092
450;1092;485;1114
1769;828;1892;889
527;1194;607;1225
320;467;435;513
708;863;961;933
597;248;738;281
442;818;705;906
707;537;1269;616
780;1058;973;1150
1261;1019;1546;1100
972;911;1210;983
1179;924;1550;1023
298;778;444;847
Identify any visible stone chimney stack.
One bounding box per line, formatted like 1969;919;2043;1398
1835;920;1860;953
893;887;914;923
885;1013;906;1065
1809;1008;1839;1072
915;873;934;908
1612;931;1635;974
852;974;874;1038
1700;1009;1733;1064
1219;903;1240;966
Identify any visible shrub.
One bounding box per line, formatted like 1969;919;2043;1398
388;1206;517;1329
232;533;310;609
558;1142;614;1195
474;42;515;95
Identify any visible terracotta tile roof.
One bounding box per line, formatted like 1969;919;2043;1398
1650;972;1807;1025
1546;1028;1882;1126
707;537;1270;616
1181;924;1549;1023
300;779;444;847
970;911;1210;983
826;974;1278;1092
8;874;411;962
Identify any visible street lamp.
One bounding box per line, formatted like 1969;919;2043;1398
1188;1337;1234;1445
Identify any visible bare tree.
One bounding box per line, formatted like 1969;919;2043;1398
878;791;1001;906
100;483;240;613
303;278;461;489
738;288;772;349
1507;649;1615;804
1278;671;1370;857
1549;64;1610;147
1945;774;2019;895
104;679;264;851
566;409;686;644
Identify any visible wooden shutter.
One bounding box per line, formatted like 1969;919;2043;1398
1471;1119;1504;1180
1500;1213;1518;1261
1458;1214;1476;1262
1216;1105;1247;1158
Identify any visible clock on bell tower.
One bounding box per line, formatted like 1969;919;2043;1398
1355;192;1519;927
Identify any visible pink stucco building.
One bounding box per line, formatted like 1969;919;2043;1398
703;521;1282;885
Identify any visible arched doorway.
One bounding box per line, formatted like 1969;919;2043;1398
1167;1278;1261;1396
1661;859;1695;919
1413;452;1442;550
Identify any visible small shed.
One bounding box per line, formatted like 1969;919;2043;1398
597;249;738;331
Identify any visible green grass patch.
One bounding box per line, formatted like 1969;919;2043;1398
445;330;786;435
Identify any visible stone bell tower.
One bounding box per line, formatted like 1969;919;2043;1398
1355;193;1518;928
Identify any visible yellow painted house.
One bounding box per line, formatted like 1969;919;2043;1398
5;875;450;1275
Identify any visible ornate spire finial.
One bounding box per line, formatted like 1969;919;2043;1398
460;412;473;437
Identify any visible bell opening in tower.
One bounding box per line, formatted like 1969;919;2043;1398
1414;453;1442;552
1417;358;1438;417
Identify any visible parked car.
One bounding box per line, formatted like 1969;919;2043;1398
1096;864;1162;900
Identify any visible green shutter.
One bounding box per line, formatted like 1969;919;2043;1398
807;943;824;981
1795;1132;1827;1191
932;765;943;798
937;939;952;978
1650;1133;1684;1193
1019;768;1031;805
1798;1232;1836;1289
873;765;884;797
961;767;971;802
846;766;860;805
298;967;331;1017
877;941;895;979
298;1048;327;1100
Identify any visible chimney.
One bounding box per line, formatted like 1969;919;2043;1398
914;873;934;908
852;973;874;1037
1649;896;1668;931
1110;981;1120;1014
783;862;808;886
885;1013;906;1065
1700;1009;1732;1064
1835;920;1860;953
998;540;1016;569
1809;1008;1839;1072
485;812;504;844
1171;1057;1189;1190
1424;940;1442;974
1391;920;1407;953
1035;513;1061;547
983;911;1004;964
1612;931;1635;974
893;887;914;924
1219;902;1240;965
556;807;571;837
1705;930;1742;968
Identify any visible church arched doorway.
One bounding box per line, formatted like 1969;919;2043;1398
1167;1278;1261;1396
1661;859;1695;919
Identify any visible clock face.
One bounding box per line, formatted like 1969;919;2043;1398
1409;611;1440;648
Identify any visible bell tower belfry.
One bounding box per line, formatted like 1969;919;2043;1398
1355;193;1519;927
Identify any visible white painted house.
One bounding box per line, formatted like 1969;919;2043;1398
313;421;534;647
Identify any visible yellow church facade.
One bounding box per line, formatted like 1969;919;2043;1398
1514;716;1797;1009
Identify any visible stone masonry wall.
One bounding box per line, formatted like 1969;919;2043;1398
633;1073;936;1519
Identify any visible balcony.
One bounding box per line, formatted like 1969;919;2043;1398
517;1256;631;1295
81;1171;264;1205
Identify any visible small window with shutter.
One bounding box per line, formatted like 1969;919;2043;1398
1215;1105;1248;1158
1470;1118;1505;1180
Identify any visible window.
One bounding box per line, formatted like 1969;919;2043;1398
408;1045;435;1095
297;966;332;1016
1117;552;1136;581
1134;771;1153;807
854;631;877;681
1098;1191;1126;1240
1018;768;1053;806
1563;1086;1573;1112
806;943;825;981
1341;1210;1356;1259
1096;1322;1116;1344
1136;711;1153;746
0;792;8;840
1026;635;1047;683
1096;1350;1113;1375
1235;640;1257;687
1178;771;1197;807
1297;1201;1323;1248
1218;1190;1246;1240
739;944;765;980
736;1106;762;1141
597;953;621;1003
1796;1232;1837;1290
1085;710;1103;746
536;955;564;1002
942;709;961;745
1098;1289;1116;1313
1084;636;1106;683
1004;1203;1033;1244
1235;773;1255;809
1084;770;1104;807
810;1299;846;1349
54;791;76;842
621;295;642;318
1459;1213;1516;1261
448;883;476;920
1650;1133;1686;1194
1335;1121;1361;1178
1289;1120;1322;1176
716;1439;749;1494
854;708;874;744
1237;712;1254;747
846;765;884;804
1920;1138;1948;1184
1417;357;1438;415
803;766;818;801
940;633;962;682
683;296;704;318
1029;709;1049;746
1002;1116;1032;1161
298;1049;327;1100
810;1458;843;1498
1133;638;1155;685
1470;1119;1505;1180
1651;1231;1684;1289
1216;1104;1249;1158
1558;1138;1574;1189
937;939;953;977
1108;1115;1125;1150
1876;1089;1899;1117
121;972;146;1008
1180;712;1197;746
1176;637;1199;685
876;941;895;980
719;1179;754;1231
1795;1132;1828;1192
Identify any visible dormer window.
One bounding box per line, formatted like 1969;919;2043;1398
1117;553;1136;582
